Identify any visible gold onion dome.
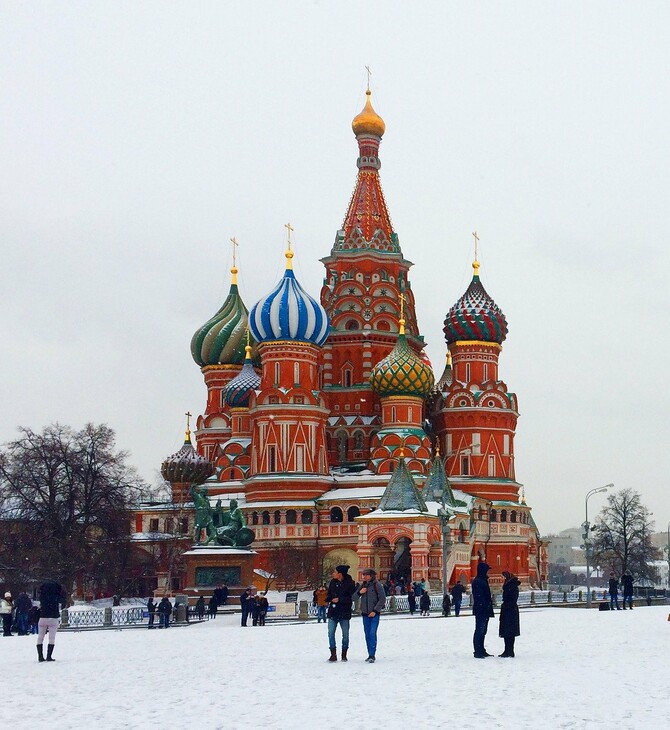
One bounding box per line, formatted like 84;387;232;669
370;326;435;398
352;90;386;138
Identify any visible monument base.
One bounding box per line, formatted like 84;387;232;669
182;546;257;604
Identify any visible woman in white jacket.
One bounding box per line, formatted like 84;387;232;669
0;592;14;636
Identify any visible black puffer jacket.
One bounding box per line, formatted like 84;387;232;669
471;563;494;619
39;581;63;619
498;576;520;637
326;575;356;620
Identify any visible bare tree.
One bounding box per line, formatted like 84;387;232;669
592;488;660;580
0;423;146;593
265;542;326;590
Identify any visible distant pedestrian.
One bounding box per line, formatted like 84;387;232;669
15;592;32;636
147;597;156;628
326;565;356;662
442;592;451;617
498;571;520;657
313;584;328;623
208;595;219;619
36;580;63;661
157;596;172;628
28;605;40;635
240;588;252;626
354;568;386;663
471;562;494;659
419;591;431;616
621;573;634;610
451;582;465;617
0;592;14;637
195;595;206;620
609;573;621;610
407;586;416;615
257;593;269;626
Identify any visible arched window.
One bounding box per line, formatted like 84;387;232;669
330;507;343;523
301;509;313;524
286;509;297;525
353;431;365;451
251;511;259;526
274;510;281;525
501;509;507;523
336;430;348;462
261;511;270;525
294;362;300;385
458;522;466;543
342;367;352;387
347;506;360;522
345;319;359;330
274;362;280;385
490;509;497;522
511;510;517;523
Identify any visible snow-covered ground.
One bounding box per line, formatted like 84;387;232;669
3;606;668;729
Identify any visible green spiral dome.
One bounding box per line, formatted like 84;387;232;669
370;333;435;398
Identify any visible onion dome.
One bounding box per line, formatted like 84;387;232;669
443;261;508;345
160;430;214;485
370;317;435;398
379;457;427;512
352;89;386;138
223;343;260;408
249;250;329;346
191;265;251;367
434;352;453;392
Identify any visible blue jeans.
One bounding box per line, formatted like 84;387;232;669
160;613;170;628
623;594;633;609
327;618;349;650
453;599;462;616
316;606;326;623
362;613;380;658
473;615;490;655
610;593;620;610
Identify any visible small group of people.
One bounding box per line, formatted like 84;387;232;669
239;587;269;626
1;590;41;636
472;563;520;658
146;596;172;628
608;572;634;610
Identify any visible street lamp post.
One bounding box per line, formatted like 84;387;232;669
584;483;614;607
665;522;670;591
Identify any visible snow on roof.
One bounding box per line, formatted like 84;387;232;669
359;509;439;520
318;486;386;501
244;501;316;509
131;532;176;542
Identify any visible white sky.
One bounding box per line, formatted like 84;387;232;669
2;2;669;535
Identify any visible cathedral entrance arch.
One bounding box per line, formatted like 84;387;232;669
393;536;412;582
323;547;358;581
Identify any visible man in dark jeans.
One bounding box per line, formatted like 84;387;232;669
471;562;494;658
609;573;621;610
240;587;252;626
451;582;465;616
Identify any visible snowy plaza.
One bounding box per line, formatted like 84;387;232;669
3;605;668;729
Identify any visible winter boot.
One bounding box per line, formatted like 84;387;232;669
37;645;45;663
328;648;337;662
341;648;348;662
46;644;55;662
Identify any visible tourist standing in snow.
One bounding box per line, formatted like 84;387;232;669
407;585;416;615
240;588;252;626
609;573;621;610
498;571;520;657
471;562;494;658
450;582;465;616
256;593;269;626
442;592;451;617
157;596;172;628
0;592;14;636
313;584;328;623
621;573;634;610
419;590;431;616
208;594;218;619
28;604;40;634
36;580;62;661
147;597;156;628
195;595;205;619
354;568;386;663
326;564;356;662
15;592;32;636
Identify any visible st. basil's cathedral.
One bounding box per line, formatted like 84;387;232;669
137;86;548;593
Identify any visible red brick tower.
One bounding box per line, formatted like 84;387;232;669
320;87;426;469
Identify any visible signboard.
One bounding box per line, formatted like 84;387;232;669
195;566;241;587
285;592;299;603
267;602;297;618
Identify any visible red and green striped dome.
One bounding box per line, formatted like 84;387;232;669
443;264;508;345
370;332;435;398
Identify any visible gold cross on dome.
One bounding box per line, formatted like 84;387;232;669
185;411;192;431
230;237;238;267
365;65;372;91
472;231;479;261
398;291;406;319
284;222;294;251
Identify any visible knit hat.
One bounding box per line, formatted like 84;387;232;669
502;571;511;579
362;568;376;576
335;564;350;575
4;592;10;598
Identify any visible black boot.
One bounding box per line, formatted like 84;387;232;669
341;648;348;662
37;645;45;663
328;648;337;662
46;644;55;662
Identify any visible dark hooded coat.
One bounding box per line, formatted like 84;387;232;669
498;576;521;637
471;563;494;619
326;573;356;620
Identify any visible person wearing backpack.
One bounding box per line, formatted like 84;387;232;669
354;568;386;663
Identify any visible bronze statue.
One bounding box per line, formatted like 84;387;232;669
191;489;254;547
191;485;215;544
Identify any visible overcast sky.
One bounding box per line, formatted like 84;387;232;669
2;2;669;535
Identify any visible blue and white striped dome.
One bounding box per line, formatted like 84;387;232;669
249;262;329;346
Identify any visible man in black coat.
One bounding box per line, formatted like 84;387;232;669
608;573;621;610
471;562;494;658
621;573;634;610
326;565;356;662
450;582;465;616
240;588;252;626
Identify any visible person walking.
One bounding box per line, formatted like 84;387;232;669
313;584;328;623
621;573;634;610
471;562;494;658
498;571;520;657
451;582;465;617
36;580;62;662
442;592;451;617
147;597;156;628
609;573;621;610
208;595;219;619
157;596;172;628
257;592;269;626
0;592;14;637
419;590;431;616
326;565;356;662
15;592;32;636
240;587;252;626
195;595;206;620
354;568;386;663
407;585;417;615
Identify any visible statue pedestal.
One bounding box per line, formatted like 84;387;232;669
182;546;256;603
